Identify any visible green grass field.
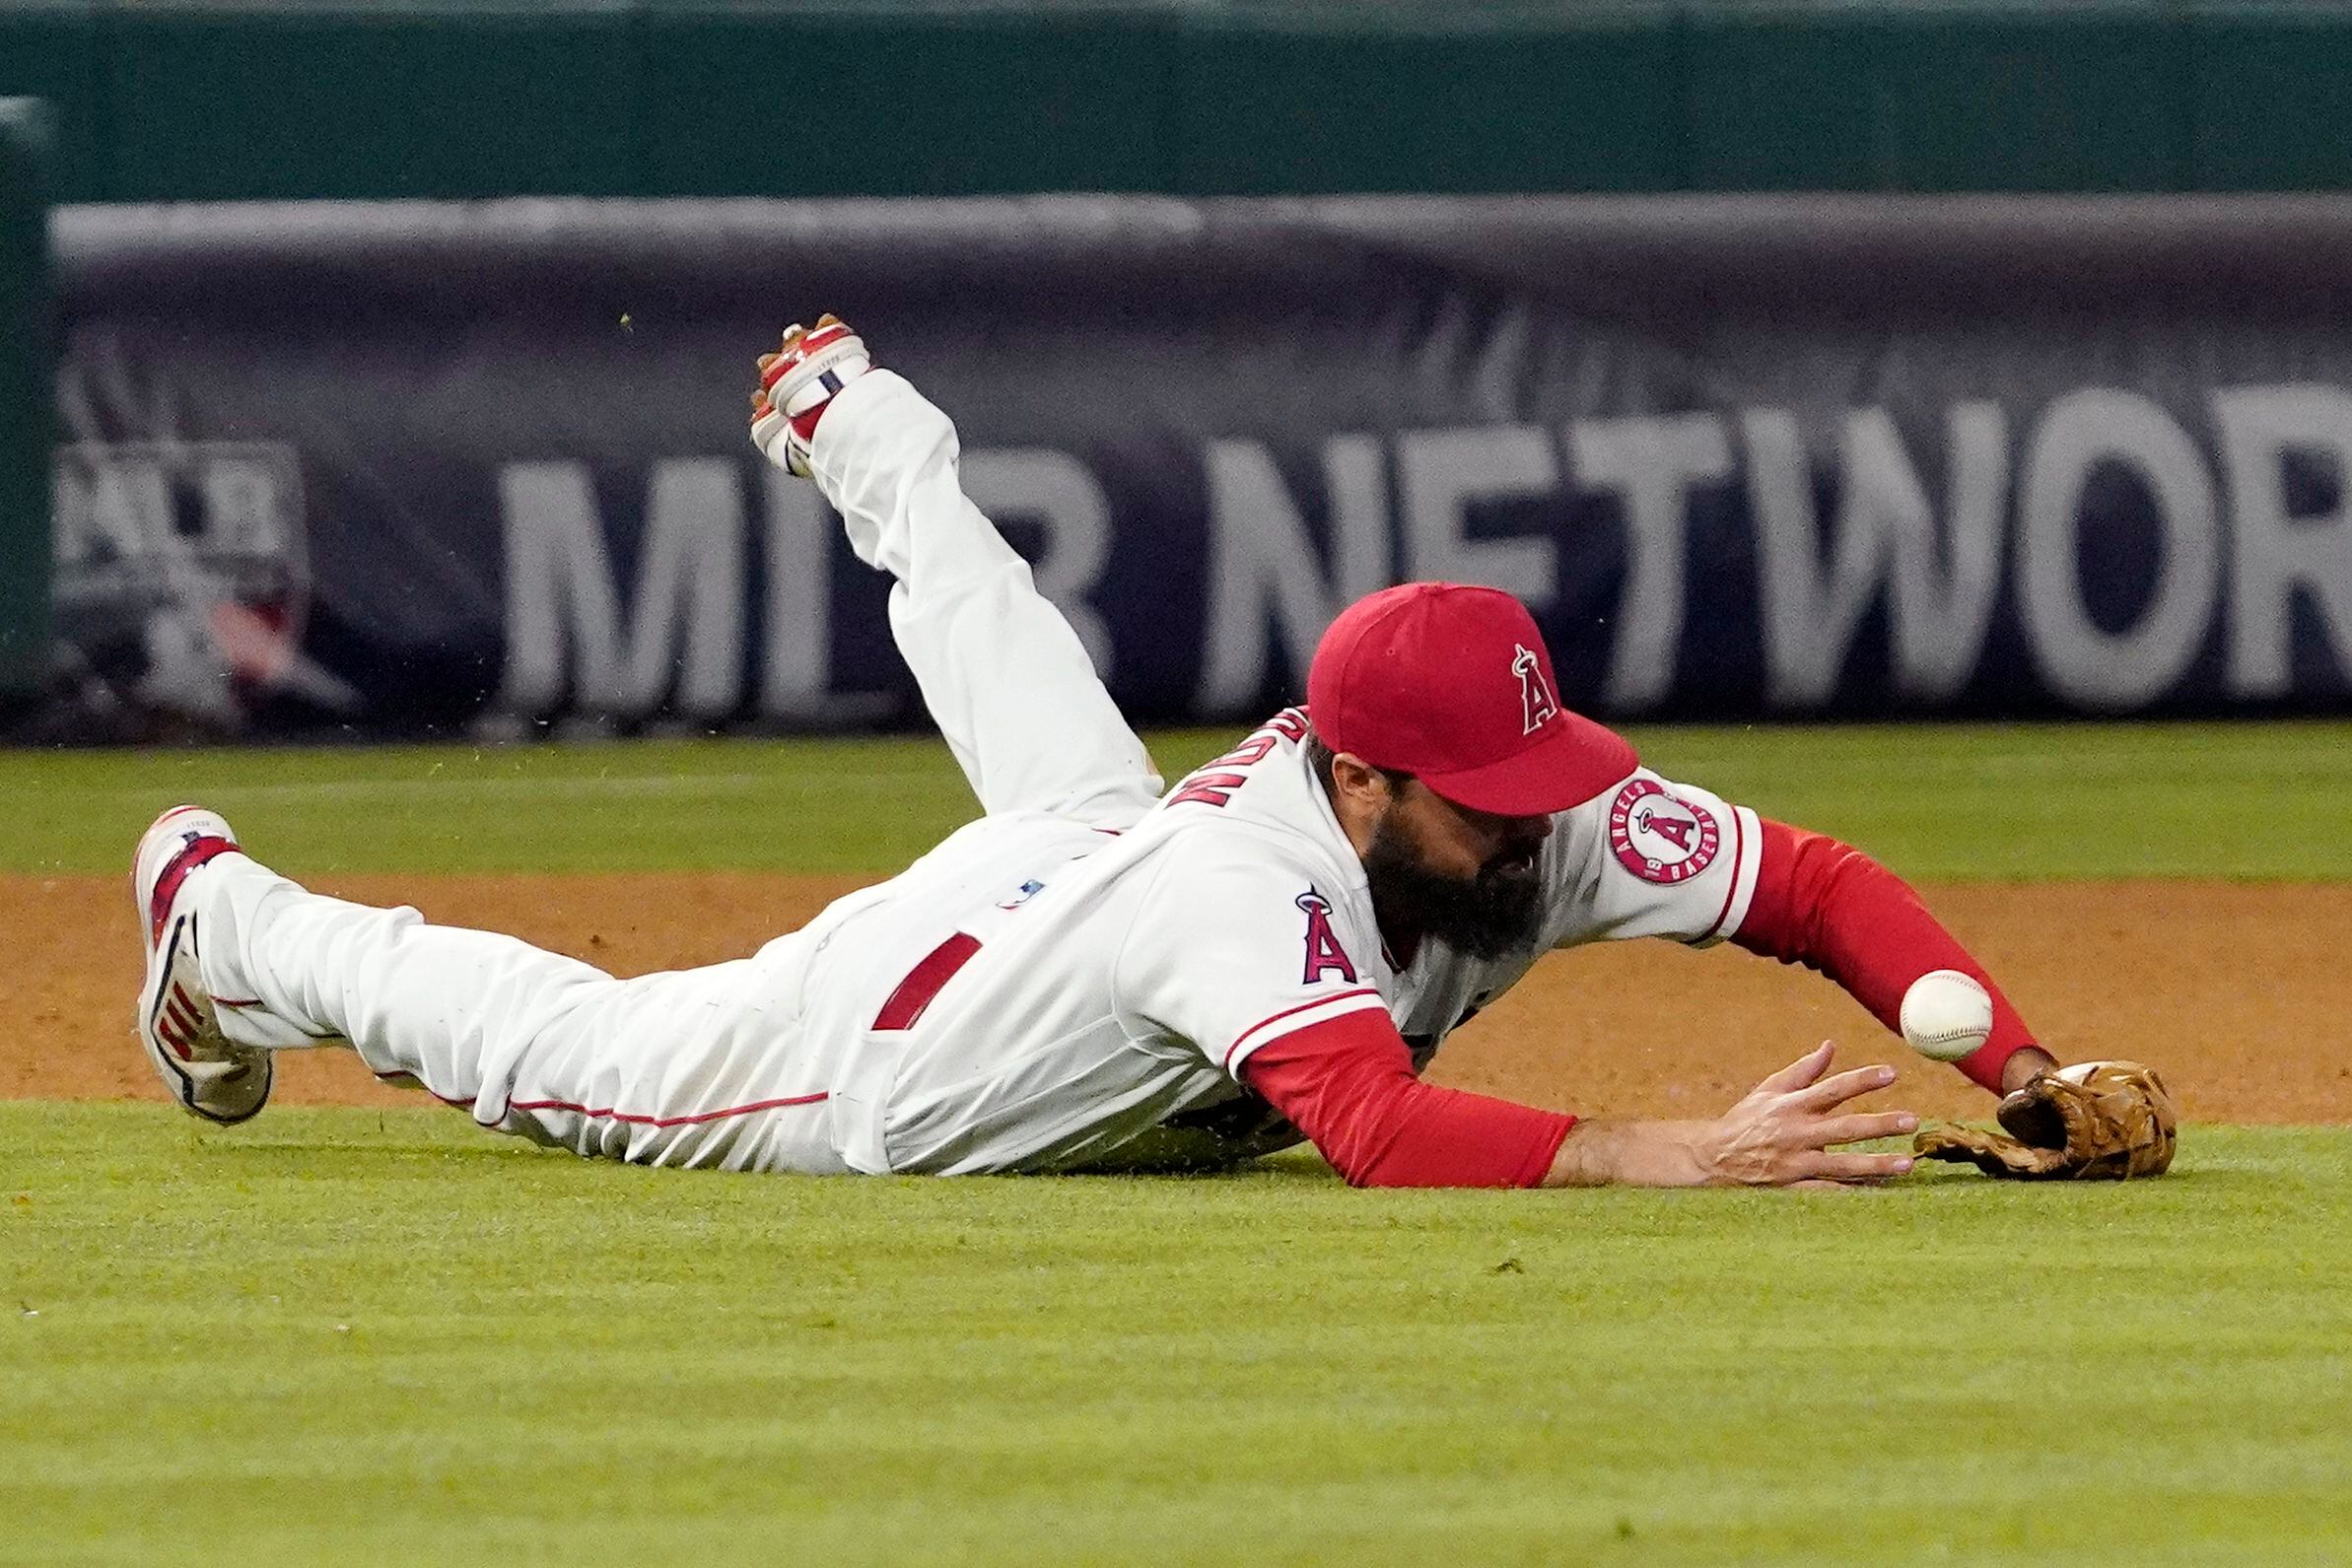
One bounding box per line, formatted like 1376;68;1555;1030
7;722;2352;1564
8;719;2352;878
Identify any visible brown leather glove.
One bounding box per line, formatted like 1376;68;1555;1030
1913;1060;2179;1180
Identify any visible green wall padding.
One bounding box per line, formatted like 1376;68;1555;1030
0;98;53;700
13;3;2352;203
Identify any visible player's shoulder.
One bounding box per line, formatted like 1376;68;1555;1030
1561;766;1744;877
1129;806;1352;910
1538;763;1764;948
1126;712;1364;900
1158;708;1315;808
1141;710;1338;845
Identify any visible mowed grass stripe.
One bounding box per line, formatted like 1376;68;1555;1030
1632;720;2352;881
5;719;2350;878
1;1105;2345;1565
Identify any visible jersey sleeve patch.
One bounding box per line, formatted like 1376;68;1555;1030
1555;773;1765;950
1607;778;1722;886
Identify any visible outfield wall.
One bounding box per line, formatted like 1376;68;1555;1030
35;193;2352;740
6;2;2352;205
0;100;52;705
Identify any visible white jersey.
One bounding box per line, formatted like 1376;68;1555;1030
815;707;1764;1176
195;366;1766;1182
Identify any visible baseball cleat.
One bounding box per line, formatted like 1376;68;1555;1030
749;313;872;477
132;805;272;1125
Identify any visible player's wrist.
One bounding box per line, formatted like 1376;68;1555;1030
1998;1046;2058;1096
1543;1119;1714;1188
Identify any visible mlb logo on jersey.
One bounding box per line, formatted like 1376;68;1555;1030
1608;779;1722;885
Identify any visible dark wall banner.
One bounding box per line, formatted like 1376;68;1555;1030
40;194;2352;739
0;99;52;703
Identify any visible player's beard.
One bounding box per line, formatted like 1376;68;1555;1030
1362;814;1547;962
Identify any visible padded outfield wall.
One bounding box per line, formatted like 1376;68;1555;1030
4;2;2352;204
0;99;51;704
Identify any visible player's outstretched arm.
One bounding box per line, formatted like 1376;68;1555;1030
1540;1042;1917;1189
1241;1023;1915;1191
1734;821;2052;1096
1563;773;2051;1096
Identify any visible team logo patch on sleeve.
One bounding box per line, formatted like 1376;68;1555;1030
1608;779;1722;885
1296;891;1358;984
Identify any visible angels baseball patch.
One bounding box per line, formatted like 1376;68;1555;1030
1608;779;1721;885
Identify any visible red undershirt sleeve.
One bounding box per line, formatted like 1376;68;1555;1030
1239;1010;1574;1188
1732;818;2037;1092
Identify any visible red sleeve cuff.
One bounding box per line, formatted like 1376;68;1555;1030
1241;1010;1573;1187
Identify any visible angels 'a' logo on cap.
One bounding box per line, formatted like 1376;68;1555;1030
1512;645;1559;735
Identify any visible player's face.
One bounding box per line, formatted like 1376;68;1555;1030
1362;783;1553;960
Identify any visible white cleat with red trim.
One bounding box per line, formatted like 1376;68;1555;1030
133;805;272;1125
748;313;872;478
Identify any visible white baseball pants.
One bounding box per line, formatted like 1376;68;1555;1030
191;370;1162;1172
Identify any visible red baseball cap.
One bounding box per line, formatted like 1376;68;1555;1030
1306;582;1637;817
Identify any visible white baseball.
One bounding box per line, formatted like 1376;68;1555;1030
1899;970;1994;1062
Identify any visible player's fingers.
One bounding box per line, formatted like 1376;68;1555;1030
816;311;842;328
758;352;781;373
1810;1110;1920;1146
1799;1149;1916;1182
1791;1061;1898;1112
1754;1041;1835;1095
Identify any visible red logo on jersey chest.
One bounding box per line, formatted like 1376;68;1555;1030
1296;891;1357;984
1607;779;1721;885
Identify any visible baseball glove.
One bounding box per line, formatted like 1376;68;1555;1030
1913;1060;2179;1180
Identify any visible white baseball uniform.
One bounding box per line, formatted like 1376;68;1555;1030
186;370;1764;1176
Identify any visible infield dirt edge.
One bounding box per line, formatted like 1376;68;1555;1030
9;872;2335;1125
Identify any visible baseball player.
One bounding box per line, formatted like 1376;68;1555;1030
134;315;2146;1189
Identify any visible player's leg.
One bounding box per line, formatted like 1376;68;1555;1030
133;808;850;1172
752;320;1160;830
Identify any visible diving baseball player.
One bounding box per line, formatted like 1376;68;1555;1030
135;315;2121;1188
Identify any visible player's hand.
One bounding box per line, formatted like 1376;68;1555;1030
1542;1043;1918;1189
1998;1045;2059;1095
746;323;806;459
1696;1042;1917;1187
748;314;869;477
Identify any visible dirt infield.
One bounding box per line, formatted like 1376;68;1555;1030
12;872;2347;1125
